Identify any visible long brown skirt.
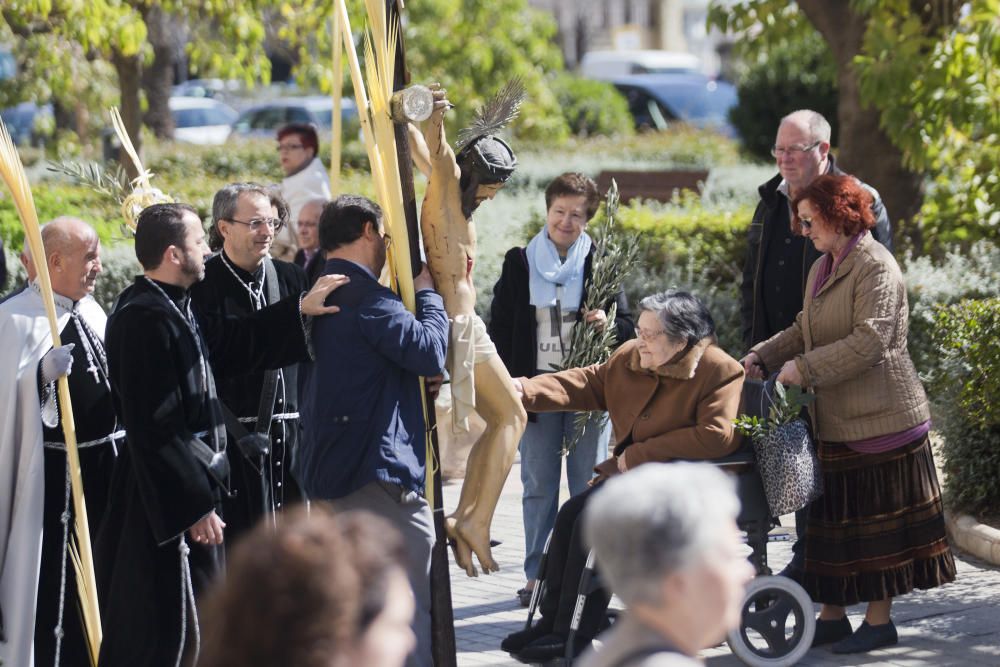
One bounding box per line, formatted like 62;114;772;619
799;434;956;606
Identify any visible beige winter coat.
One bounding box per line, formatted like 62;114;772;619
752;232;929;442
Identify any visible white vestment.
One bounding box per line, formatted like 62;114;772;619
275;157;332;261
0;286;106;667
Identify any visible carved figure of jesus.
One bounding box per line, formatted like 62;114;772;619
409;88;526;576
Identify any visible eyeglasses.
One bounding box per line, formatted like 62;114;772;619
635;327;667;342
798;216;814;230
770;141;821;158
277;143;305;153
225;217;284;232
381;231;392;248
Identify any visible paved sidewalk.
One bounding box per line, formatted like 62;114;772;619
444;460;1000;667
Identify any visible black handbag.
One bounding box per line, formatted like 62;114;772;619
741;377;823;517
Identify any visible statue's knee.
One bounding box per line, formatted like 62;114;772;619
510;402;527;430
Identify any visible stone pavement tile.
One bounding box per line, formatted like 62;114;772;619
445;460;1000;667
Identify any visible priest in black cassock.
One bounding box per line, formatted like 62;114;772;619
0;218;119;667
190;183;308;544
96;203;345;667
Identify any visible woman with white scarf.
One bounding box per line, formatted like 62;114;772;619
488;172;635;606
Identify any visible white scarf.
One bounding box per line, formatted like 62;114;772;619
526;228;591;310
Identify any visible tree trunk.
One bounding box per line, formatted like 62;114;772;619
142;6;177;139
112;49;143;181
797;0;924;250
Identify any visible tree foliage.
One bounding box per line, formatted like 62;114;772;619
708;0;1000;252
2;0;274;167
727;32;838;162
281;0;571;142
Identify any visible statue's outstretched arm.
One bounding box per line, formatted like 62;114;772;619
407;123;432;179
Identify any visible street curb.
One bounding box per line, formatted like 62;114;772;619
945;511;1000;566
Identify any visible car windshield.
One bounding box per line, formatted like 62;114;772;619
648;80;736;125
174;106;237;128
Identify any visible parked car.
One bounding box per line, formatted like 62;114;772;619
611;73;738;136
169;96;238;145
229;96;360;139
579;49;700;80
0;101;54;146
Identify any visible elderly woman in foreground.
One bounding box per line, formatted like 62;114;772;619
501;290;744;662
743;174;955;654
578;463;755;666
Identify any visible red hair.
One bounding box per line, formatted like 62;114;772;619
277;122;319;155
791;174;875;237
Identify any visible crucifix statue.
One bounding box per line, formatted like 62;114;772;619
408;81;527;576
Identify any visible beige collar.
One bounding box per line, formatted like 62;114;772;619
627;337;713;380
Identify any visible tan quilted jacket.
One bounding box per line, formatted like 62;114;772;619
751;232;929;442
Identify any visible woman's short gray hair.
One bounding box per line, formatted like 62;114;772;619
638;290;715;345
583;463;741;607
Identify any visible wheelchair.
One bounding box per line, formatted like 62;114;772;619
518;379;816;666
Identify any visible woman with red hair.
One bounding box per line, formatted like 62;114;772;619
742;174;955;654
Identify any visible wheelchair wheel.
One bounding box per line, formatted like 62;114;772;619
726;575;814;667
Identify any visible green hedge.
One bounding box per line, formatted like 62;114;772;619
0;184;122;249
613;194;753;357
932;298;1000;517
548;73;635;138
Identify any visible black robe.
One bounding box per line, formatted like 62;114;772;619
96;277;309;667
35;310;118;667
189;253;307;545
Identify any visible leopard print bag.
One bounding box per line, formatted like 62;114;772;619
742;378;823;517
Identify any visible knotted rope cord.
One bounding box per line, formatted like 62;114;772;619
174;537;201;667
52;461;73;667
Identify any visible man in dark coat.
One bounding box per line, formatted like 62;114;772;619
97;203;342;667
191;183;308;545
741;109;893;351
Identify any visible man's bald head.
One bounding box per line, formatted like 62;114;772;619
39;217;103;301
779;110;831;144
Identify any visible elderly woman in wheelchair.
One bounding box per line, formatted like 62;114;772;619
501;290;745;662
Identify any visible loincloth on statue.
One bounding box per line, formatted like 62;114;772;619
447;314;497;433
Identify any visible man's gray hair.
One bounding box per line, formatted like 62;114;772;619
583;463;741;607
781;109;832;143
211;182;273;224
638;289;715;346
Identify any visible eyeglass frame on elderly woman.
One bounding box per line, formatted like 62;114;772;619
635;327;668;342
770;141;821;158
224;217;285;233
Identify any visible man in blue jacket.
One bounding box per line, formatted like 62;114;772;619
296;194;448;667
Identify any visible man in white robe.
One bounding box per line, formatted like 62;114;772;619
0;218;117;667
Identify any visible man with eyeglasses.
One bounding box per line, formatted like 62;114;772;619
742;109;893;353
740;109;893;579
275;123;332;261
190;182;311;546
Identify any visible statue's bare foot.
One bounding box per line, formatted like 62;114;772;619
449;514;499;574
446;517;478;577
